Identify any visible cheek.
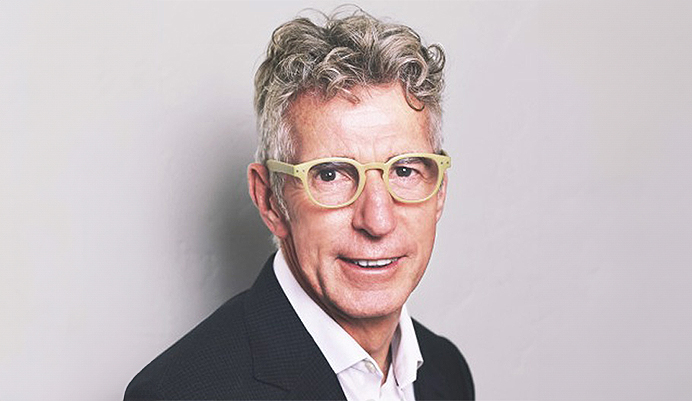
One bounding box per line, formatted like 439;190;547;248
287;205;354;264
401;205;439;245
289;200;351;235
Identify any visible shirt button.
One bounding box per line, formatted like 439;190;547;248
364;360;377;374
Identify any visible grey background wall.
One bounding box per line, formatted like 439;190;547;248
1;1;691;400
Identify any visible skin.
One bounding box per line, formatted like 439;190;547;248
248;83;447;377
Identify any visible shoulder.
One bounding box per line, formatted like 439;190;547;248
124;291;255;399
413;319;475;400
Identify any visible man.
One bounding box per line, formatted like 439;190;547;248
125;8;473;400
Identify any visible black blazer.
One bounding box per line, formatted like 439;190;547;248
125;255;474;400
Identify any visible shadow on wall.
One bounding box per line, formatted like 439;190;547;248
198;114;275;306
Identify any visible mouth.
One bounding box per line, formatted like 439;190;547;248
339;256;400;269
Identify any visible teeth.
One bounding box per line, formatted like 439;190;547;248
350;258;397;268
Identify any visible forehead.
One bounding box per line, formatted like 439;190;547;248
287;84;432;161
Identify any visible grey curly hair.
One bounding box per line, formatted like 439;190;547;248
254;7;446;214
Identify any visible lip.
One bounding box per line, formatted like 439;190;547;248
337;256;404;278
339;256;400;268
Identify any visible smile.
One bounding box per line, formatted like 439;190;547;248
341;257;400;268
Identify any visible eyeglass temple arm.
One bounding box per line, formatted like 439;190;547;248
266;160;297;176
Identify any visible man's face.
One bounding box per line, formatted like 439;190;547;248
278;84;447;323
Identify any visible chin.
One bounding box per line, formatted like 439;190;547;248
328;290;409;321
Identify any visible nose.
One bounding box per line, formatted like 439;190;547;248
351;169;397;238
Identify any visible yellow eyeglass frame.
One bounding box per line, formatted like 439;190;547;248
266;151;451;209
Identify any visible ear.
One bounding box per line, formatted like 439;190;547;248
435;173;448;222
247;163;290;238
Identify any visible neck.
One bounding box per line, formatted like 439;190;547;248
337;310;400;375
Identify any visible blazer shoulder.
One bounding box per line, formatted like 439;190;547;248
125;290;253;400
413;319;475;400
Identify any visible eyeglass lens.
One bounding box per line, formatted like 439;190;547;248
306;157;440;206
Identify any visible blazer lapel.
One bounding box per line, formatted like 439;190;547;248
282;351;346;400
414;362;448;400
413;319;456;400
244;256;346;400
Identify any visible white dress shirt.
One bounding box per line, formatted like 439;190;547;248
273;249;424;401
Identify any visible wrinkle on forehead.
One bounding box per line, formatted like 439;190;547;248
287;84;432;162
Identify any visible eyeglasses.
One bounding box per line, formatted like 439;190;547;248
266;151;451;208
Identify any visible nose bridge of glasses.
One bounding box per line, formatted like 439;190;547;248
357;161;395;203
360;161;388;174
359;161;390;187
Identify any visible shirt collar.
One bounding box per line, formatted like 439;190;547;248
391;304;424;388
273;249;423;385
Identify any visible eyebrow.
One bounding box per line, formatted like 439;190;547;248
316;151;423;162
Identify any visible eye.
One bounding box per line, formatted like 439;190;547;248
309;162;358;188
318;169;337;182
395;166;413;177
